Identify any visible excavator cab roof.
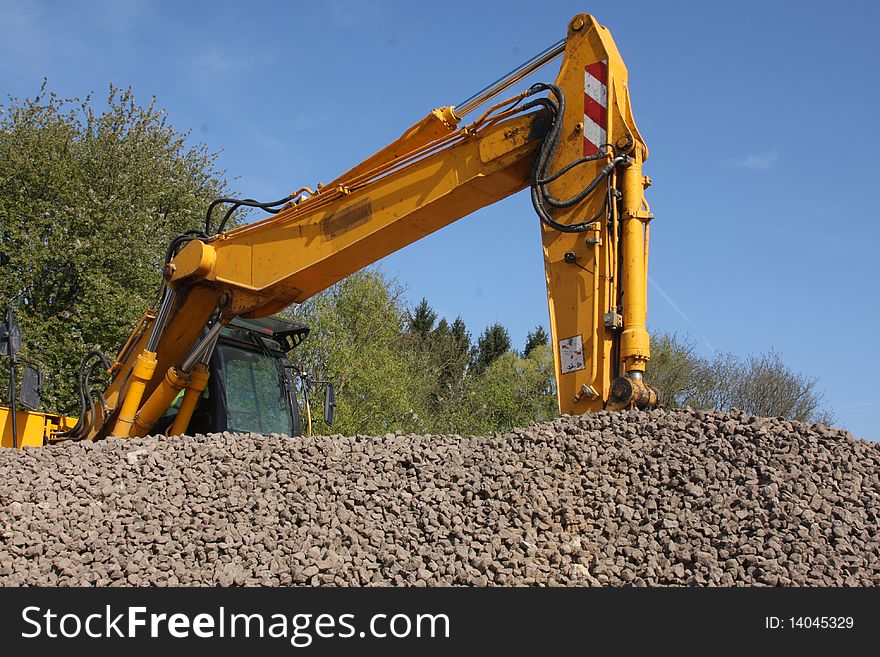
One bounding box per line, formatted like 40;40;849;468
224;315;310;354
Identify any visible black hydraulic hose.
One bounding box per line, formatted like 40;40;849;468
526;82;631;233
59;356;92;438
536;149;612;184
81;360;110;438
165;229;209;265
205;193;300;235
77;351;111;438
57;349;111;439
216;198;283;235
541;156;629;209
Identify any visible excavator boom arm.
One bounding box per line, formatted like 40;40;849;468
92;13;654;440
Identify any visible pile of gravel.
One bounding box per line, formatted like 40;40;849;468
0;409;877;586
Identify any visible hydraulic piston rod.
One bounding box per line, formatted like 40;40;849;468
454;38;565;117
619;148;651;375
181;321;223;373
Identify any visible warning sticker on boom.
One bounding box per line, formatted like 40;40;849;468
559;335;585;374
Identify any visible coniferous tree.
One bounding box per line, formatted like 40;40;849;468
471;322;511;374
450;317;469;350
408;297;437;336
524;325;549;357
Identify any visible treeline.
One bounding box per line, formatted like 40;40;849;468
288;270;833;435
647;334;833;425
286;271;557;436
1;86;833;433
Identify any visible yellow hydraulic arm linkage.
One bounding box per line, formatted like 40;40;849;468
69;13;656;442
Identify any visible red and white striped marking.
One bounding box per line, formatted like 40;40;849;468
583;60;608;156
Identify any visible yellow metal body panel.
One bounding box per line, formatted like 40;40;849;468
537;15;650;413
111;349;158;437
0;406;76;448
80;12;651;440
188;113;544;312
619;149;651;373
97;286;218;439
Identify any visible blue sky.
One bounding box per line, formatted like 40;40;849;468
2;1;878;439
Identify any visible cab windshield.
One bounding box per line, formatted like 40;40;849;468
217;343;293;435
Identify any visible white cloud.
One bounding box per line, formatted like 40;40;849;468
731;150;779;171
194;46;262;75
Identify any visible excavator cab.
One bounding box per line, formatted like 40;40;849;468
155;315;333;438
2;311;333;446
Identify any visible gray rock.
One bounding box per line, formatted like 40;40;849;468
0;409;877;586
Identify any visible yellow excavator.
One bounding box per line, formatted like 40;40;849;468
0;13;656;448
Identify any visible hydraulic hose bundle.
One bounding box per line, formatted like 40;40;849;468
57;349;111;440
205;192;302;235
525;83;630;233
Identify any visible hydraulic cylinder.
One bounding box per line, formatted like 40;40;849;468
168;363;210;436
131;365;189;437
111;350;158;437
619;149;651;375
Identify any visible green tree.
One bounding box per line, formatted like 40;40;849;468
433;317;450;338
523;324;549;357
450;316;469;349
458;344;557;434
644;333;699;408
289;270;433;435
408;297;437;336
471;322;511;374
288;272;562;436
0;84;226;411
423;315;472;430
646;332;833;424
